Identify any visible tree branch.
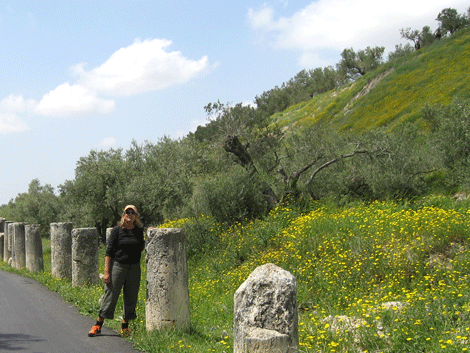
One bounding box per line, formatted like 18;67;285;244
305;146;370;187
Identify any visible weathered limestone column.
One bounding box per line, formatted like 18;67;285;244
50;222;73;280
4;221;12;265
246;328;289;353
12;223;26;269
105;227;113;244
25;224;44;272
71;228;100;287
234;263;298;353
7;222;14;266
0;233;3;262
0;218;4;261
146;228;190;331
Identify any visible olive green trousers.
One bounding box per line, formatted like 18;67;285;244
98;262;141;320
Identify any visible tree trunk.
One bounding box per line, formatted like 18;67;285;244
224;135;278;209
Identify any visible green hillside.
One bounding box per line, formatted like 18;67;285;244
270;27;470;133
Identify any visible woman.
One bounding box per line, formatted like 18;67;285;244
88;205;145;337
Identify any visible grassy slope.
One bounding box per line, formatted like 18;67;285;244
270;27;470;134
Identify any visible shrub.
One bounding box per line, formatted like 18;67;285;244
190;167;268;224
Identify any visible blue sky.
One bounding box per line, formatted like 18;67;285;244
0;0;468;205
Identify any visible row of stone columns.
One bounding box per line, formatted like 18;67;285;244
1;219;192;331
50;222;101;287
0;218;44;272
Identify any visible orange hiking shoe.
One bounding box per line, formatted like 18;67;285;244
88;324;102;337
120;328;131;337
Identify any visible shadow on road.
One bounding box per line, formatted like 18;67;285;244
0;333;44;351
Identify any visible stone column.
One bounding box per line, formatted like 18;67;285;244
50;222;73;280
146;228;190;331
71;228;100;287
0;233;3;262
4;221;12;265
233;263;298;353
12;223;26;269
7;222;14;266
0;218;4;261
105;227;113;244
25;224;44;272
246;328;289;353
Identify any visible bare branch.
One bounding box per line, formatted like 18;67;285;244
305;148;370;187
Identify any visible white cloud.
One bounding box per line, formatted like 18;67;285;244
35;83;115;117
0;95;35;134
248;0;470;67
96;137;117;149
0;94;37;113
247;5;278;31
0;113;29;134
75;38;210;96
31;38;210;118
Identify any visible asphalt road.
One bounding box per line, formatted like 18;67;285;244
0;270;142;353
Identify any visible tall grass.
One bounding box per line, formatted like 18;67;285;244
2;195;470;352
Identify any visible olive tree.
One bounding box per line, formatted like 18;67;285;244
337;46;385;81
59;149;129;238
436;8;469;36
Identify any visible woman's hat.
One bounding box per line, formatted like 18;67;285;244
124;205;138;214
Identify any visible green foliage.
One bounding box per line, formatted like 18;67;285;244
400;26;437;50
190;167;268;224
253;66;341;121
436;7;470;36
387;43;414;61
0;179;61;237
424;98;470;189
337;46;385;81
180;216;222;259
123;138;196;224
59;148;129;237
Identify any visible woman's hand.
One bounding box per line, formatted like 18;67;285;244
103;272;111;284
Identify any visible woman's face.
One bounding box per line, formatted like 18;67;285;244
124;208;137;222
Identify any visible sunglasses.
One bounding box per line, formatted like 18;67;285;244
125;209;137;215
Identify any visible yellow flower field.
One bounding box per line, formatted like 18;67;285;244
185;196;470;352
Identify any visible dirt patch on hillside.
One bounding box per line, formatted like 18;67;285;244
344;68;395;112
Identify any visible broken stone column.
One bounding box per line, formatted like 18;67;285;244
72;227;100;287
246;328;289;353
50;222;73;280
25;224;44;272
12;223;26;269
234;263;298;353
146;228;190;331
